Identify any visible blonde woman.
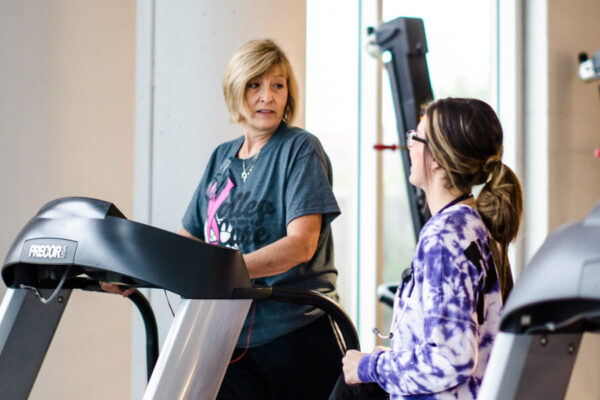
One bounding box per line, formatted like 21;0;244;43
180;39;342;399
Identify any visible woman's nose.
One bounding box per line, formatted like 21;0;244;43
259;86;274;102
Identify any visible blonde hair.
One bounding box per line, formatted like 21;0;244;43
222;39;298;124
424;98;523;257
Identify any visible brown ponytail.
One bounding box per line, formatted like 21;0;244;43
425;98;523;246
477;162;523;244
424;98;523;300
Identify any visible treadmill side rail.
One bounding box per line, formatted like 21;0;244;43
0;288;71;400
480;332;582;400
143;298;252;400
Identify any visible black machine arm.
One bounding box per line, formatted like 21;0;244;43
269;287;359;351
368;16;434;240
234;286;360;352
368;17;435;305
53;277;160;382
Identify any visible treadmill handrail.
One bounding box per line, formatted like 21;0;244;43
234;286;360;352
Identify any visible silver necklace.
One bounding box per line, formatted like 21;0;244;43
241;150;260;183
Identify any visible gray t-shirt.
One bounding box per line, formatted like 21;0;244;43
182;123;340;347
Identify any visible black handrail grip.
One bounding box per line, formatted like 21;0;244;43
233;286;360;352
127;290;159;381
74;279;159;382
270;287;360;352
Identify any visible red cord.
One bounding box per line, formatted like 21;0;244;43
229;302;257;364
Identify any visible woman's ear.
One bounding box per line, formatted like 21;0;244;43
430;158;448;181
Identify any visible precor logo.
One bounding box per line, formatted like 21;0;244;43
28;244;67;259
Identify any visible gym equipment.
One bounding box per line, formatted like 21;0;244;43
480;201;600;399
0;197;358;399
367;16;433;240
367;16;434;307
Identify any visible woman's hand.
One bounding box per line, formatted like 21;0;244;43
342;349;368;386
99;281;136;297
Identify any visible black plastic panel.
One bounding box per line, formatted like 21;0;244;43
2;197;251;299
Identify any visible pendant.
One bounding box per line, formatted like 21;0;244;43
240;150;259;184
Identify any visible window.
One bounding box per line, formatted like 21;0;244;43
380;0;498;341
306;0;499;345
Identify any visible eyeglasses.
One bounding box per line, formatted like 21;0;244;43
406;130;428;147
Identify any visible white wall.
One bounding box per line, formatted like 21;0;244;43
522;0;550;264
0;1;135;398
306;0;363;344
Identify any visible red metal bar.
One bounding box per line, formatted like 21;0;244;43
373;143;407;151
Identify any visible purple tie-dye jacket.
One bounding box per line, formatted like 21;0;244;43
358;205;502;399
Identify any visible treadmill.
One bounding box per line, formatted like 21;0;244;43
368;16;433;241
480;201;600;399
0;197;358;399
367;16;433;306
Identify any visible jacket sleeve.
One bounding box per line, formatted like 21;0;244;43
358;232;479;396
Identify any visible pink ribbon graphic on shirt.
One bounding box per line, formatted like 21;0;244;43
205;177;235;244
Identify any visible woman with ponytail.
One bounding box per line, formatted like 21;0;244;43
337;98;522;400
